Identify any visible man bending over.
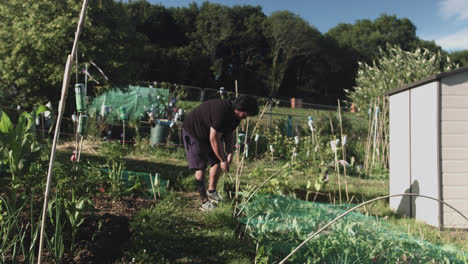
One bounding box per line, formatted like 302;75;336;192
182;96;259;211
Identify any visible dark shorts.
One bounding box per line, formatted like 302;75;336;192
183;129;220;170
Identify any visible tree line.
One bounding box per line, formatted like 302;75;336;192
1;0;467;109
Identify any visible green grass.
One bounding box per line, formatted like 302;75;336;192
119;192;255;263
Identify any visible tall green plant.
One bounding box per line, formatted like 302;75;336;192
0;106;51;206
346;43;456;114
345;44;457;170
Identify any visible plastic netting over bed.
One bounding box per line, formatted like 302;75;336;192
88;86;170;123
239;194;468;263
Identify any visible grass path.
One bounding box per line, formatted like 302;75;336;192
118;191;255;263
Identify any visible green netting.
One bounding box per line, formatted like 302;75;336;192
100;168;169;199
88;85;170;123
240;194;468;263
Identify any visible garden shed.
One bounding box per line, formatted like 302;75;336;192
386;66;468;229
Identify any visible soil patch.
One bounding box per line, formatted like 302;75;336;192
65;194;154;263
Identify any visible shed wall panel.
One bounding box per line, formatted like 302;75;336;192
441;147;468;160
410;83;439;227
441;109;468;121
441;95;468;108
443;199;468;211
443;186;468;199
442;173;468;186
441;73;468;229
389;91;411;217
443;198;468;228
441;135;468;147
443;212;468;228
441;121;468;134
442;160;468;173
441;85;468;95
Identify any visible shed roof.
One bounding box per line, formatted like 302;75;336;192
384;65;468;96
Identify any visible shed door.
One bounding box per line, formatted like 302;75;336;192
389;90;411;216
410;82;439;227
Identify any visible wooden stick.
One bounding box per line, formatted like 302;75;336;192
76;135;84;164
249;101;270;141
371;99;380;170
149;173;157;200
364;103;375;171
38;2;89;263
122;119;125;146
156;173;161;197
234;117;249;216
235;80;238;98
337;100;349;201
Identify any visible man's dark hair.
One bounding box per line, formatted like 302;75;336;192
233;95;259;116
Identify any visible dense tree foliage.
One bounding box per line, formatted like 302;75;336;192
263;11;322;98
0;0;140;108
0;0;460;109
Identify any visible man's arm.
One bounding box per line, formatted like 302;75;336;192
223;130;234;163
209;127;229;172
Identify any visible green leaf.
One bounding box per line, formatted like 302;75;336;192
0;110;13;135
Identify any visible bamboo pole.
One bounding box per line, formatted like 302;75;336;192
380;97;390;169
279;193;468;264
233;102;269;216
122;119;126;146
149;173;157;200
329;118;341;203
73;112;81;167
371;100;380;170
155;173;161;197
37;1;88;263
76;135;84;164
363;104;373;170
234;117;249;216
337;100;349;201
235;80;238;98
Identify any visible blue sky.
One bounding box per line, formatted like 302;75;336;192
146;0;468;52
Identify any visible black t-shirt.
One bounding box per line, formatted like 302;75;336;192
183;99;239;142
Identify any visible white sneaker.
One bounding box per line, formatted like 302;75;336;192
207;191;223;202
200;200;217;211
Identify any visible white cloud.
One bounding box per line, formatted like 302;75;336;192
439;0;468;20
433;27;468;51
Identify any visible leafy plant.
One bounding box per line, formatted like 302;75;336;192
241;195;468;263
0;196;24;262
105;161;126;198
346;43;457;115
346;44;458;171
46;192;66;264
63;192;93;252
0;106;50;207
101;141;128;164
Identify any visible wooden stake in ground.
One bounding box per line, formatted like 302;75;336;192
364;102;375;171
233;102;269;216
37;1;89;263
155;173;161;197
371;102;380;169
73;112;82;168
149;173;157;200
123;119;126;146
329;118;342;204
337;99;349;201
